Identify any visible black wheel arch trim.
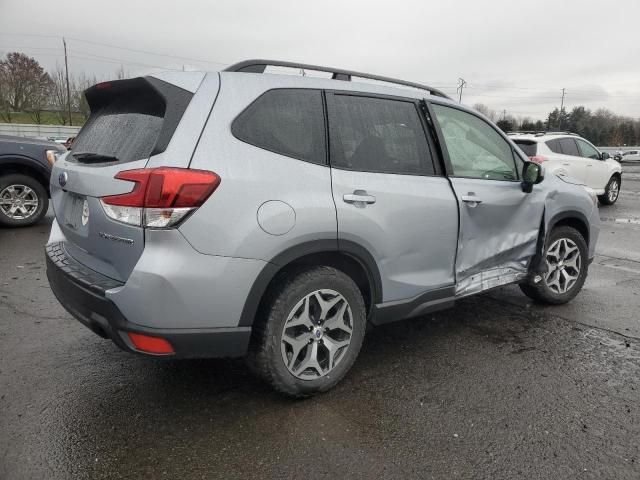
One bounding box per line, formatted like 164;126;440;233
0;154;52;192
547;210;590;246
238;239;383;327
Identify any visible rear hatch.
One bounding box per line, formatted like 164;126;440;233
50;76;196;282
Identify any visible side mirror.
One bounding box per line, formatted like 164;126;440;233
600;152;610;160
522;161;544;193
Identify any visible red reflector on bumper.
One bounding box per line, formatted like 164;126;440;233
128;332;175;355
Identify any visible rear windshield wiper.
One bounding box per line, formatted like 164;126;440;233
72;152;120;163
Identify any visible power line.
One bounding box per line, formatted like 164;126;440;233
559;88;566;129
63;38;72;126
457;78;467;103
0;32;230;67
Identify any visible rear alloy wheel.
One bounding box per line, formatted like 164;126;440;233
0;174;48;227
280;289;354;380
520;226;588;305
598;175;620;205
248;266;366;398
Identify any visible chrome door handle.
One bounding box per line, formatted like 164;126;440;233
461;195;482;206
343;190;376;204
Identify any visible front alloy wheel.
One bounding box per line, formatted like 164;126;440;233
607;178;620;203
519;226;588;305
0;184;40;221
544;238;582;294
0;174;48;227
599;176;620;205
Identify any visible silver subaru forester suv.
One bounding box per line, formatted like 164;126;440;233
46;60;600;397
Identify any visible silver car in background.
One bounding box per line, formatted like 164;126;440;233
46;60;599;397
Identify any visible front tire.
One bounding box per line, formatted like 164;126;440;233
598;175;620;205
0;174;48;227
247;266;366;398
520;226;588;305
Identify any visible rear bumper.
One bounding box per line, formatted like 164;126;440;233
46;242;251;358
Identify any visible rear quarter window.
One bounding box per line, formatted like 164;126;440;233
545;139;562;154
232;89;326;165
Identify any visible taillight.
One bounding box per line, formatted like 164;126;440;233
529;155;548;164
100;167;220;228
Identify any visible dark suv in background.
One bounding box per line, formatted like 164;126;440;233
0;134;65;227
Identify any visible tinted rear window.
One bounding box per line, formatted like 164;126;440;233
328;94;434;175
71;77;191;164
514;141;537;157
232;89;326;165
72;102;163;163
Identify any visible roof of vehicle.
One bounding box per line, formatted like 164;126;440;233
508;131;582;142
214;59;472;111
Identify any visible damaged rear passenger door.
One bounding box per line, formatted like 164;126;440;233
428;102;545;296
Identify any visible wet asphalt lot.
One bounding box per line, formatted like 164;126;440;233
2;167;640;480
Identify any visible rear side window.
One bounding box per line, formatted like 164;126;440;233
232;89;326;165
558;138;580;156
514;141;537;157
546;139;562;154
327;94;434;175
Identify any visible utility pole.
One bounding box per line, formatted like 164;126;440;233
503;109;507;121
558;88;566;130
63;37;72;126
457;78;467;103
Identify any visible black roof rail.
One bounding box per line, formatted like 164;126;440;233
224;59;451;99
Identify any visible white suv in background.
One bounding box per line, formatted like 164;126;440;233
620;150;640;162
510;132;622;205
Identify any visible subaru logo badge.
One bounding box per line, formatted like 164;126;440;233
58;171;68;187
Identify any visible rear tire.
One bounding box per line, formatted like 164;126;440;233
0;174;48;227
598;175;620;205
519;226;588;305
247;266;366;398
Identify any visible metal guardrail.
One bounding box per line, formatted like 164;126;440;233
0;123;81;139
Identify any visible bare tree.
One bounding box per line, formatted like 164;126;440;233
0;52;53;121
115;65;129;80
0;72;11;122
50;65;72;125
26;78;53;124
73;72;98;120
473;103;498;122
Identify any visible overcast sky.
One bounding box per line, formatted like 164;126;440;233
1;0;639;120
